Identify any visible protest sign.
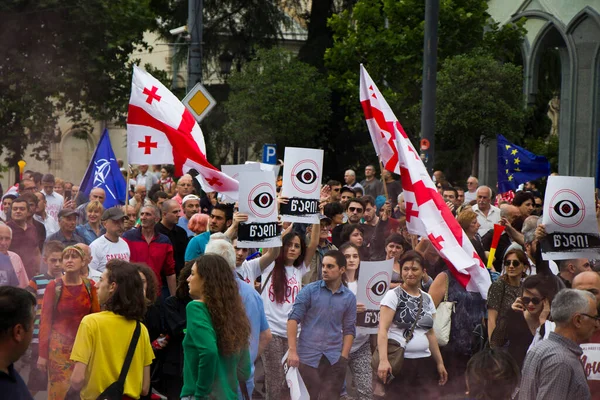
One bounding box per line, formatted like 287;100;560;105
280;147;324;223
237;171;281;248
220;163;261;203
541;176;600;260
355;259;394;334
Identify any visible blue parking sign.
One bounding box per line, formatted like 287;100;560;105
262;144;277;165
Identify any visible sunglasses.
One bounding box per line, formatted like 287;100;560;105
522;296;544;305
436;185;442;189
348;207;363;213
503;260;522;268
332;188;340;192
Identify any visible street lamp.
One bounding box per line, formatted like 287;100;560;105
219;51;234;77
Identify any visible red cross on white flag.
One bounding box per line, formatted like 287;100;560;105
127;66;238;199
359;64;491;298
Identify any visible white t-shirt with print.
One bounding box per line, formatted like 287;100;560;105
236;258;262;285
89;235;131;273
380;287;436;359
260;261;308;337
42;190;64;222
347;281;371;354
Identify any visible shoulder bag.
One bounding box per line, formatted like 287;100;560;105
433;273;455;347
371;291;423;379
97;321;141;400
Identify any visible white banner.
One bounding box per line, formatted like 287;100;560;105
355;259;394;334
237;171;281;248
541;176;600;260
280;147;323;223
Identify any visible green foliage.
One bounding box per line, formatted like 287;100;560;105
223;48;331;156
150;0;289;78
324;0;526;177
435;52;527;178
0;1;157;164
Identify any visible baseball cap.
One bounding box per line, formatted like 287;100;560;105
58;209;78;218
102;207;126;221
182;194;200;205
319;214;331;223
341;186;356;194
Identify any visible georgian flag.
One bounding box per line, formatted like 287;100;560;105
359;66;400;174
127;66;238;200
359;65;491;298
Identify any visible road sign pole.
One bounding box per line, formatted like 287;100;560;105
187;0;203;92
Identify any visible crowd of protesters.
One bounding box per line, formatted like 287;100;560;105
0;164;599;400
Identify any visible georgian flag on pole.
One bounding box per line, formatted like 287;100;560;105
127;65;238;200
359;65;491;298
360;66;400;174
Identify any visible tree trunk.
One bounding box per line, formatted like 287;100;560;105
297;0;334;71
471;139;480;177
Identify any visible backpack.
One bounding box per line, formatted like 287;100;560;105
54;277;93;312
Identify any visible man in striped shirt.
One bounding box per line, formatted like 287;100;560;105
24;240;64;393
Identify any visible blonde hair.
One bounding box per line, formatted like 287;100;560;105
86;200;104;214
457;210;478;232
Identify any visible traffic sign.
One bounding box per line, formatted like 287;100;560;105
182;82;217;122
263;144;277;165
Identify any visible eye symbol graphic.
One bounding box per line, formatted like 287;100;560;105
370;280;388;296
253;192;274;209
296;169;317;185
553;200;580;218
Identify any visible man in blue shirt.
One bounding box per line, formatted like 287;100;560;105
205;235;272;399
287;250;356;399
0;286;36;399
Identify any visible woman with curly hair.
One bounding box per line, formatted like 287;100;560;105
182;254;252;400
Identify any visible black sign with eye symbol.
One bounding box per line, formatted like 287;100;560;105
295;168;317;185
253;192;274;209
553;199;580;218
370;280;388;296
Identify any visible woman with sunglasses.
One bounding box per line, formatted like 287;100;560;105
487;249;528;348
504;274;557;368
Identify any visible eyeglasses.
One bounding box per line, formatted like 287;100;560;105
580;313;600;322
348;207;363;213
467;181;476;185
503;260;522;268
522;296;544;305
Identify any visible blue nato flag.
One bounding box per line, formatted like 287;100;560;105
78;129;127;208
497;134;551;194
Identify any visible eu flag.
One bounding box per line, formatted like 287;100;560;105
497;134;551;194
79;129;127;208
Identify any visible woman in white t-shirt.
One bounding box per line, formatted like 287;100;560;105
377;250;448;400
340;242;373;399
260;226;319;400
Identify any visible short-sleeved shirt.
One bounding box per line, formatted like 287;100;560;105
89;235;130;273
260;262;308;337
184;231;210;261
41;190;64;222
380;287;436;359
70;311;155;400
236;258;261;285
237;277;269;363
472;204;501;237
487;279;521;347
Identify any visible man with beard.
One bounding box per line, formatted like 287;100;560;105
184;203;233;261
327;180;342;202
89;207;130;274
332;198;365;248
360;195;378;243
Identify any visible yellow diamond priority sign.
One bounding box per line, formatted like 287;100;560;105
182;82;216;122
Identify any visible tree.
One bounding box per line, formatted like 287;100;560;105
435;52;527;179
0;1;156;167
324;0;525;176
223;47;331;158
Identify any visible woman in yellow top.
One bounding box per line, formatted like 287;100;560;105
69;259;155;400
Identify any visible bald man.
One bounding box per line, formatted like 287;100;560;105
173;174;194;216
573;271;600;398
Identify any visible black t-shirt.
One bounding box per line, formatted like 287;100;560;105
0;364;33;400
155;222;189;276
385;180;403;208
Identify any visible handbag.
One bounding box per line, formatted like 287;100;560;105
97;321;141;400
433;273;454;347
372;292;423;378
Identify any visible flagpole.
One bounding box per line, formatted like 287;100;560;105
380;160;389;200
125;165;131;207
